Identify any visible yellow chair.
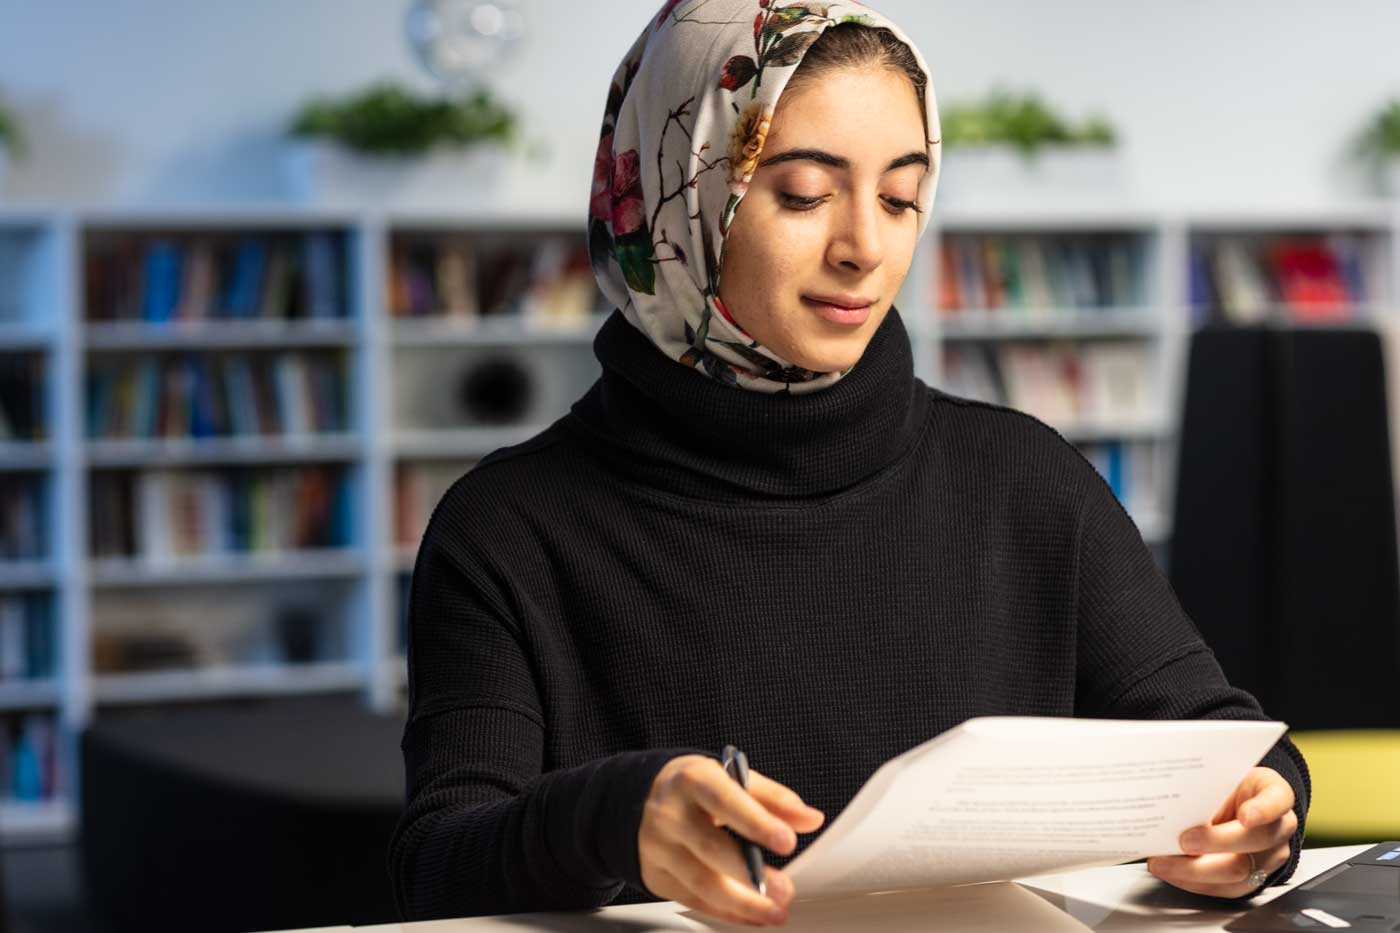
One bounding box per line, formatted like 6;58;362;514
1288;730;1400;844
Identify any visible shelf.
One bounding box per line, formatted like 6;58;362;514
0;441;53;470
0;322;54;350
390;311;609;346
0;799;75;845
0;561;57;589
934;308;1161;339
93;659;366;705
1051;418;1170;443
393;425;551;459
0;679;61;709
86;432;362;467
88;548;367;587
84;318;358;350
1187;304;1394;327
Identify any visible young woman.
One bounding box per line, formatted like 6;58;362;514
388;1;1310;926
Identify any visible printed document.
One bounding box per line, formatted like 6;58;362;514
785;716;1287;901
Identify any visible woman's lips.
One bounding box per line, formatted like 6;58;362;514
802;295;874;326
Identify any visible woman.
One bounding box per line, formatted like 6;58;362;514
388;1;1310;926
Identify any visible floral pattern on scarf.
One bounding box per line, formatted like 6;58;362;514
588;0;942;394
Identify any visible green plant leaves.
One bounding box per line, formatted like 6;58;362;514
941;88;1116;157
287;80;518;156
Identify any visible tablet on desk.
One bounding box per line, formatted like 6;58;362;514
1225;841;1400;931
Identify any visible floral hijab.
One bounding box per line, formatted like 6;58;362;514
588;0;942;394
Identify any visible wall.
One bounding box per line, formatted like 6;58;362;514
0;0;1397;211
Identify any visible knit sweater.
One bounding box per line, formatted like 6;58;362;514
387;306;1311;921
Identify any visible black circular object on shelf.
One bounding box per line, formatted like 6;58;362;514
458;354;533;423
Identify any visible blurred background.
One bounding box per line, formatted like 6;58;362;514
2;1;1400;930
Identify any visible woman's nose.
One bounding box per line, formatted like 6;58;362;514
827;196;884;272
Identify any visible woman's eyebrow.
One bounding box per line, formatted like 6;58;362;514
757;148;929;172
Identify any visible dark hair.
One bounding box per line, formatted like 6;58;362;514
786;23;929;138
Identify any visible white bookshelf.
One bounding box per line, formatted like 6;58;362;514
0;200;1395;845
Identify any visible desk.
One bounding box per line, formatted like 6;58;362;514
262;843;1371;932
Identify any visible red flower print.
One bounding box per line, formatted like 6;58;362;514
589;129;615;224
610;149;646;236
590;131;646;237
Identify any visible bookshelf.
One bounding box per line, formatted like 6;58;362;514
0;200;1395;845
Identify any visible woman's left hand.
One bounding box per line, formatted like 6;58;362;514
1146;766;1298;899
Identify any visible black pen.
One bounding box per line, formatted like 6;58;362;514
721;744;768;896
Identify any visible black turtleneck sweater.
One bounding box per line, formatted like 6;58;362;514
387;307;1310;921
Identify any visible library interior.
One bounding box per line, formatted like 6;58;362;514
0;1;1398;931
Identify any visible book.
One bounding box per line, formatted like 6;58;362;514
783;716;1287;902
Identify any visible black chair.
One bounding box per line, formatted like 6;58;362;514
1168;324;1400;841
79;693;404;933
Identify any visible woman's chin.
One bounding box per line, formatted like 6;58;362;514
785;339;870;374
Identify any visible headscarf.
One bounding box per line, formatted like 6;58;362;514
587;0;942;394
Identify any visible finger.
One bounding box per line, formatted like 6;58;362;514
1179;807;1298;855
746;769;826;831
1150;852;1254;888
686;763;800;853
666;838;788;926
1236;771;1296;829
679;799;788;892
651;863;768;927
1151;841;1290;888
1156;876;1265;900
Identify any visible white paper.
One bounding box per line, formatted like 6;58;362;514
785;715;1287;901
679;880;1094;932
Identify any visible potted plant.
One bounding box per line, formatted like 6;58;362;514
282;80;530;205
0;98;25;195
1354;100;1400;198
937;88;1124;202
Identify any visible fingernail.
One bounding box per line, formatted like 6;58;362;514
1180;829;1203;853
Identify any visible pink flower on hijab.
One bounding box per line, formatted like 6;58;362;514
589;129;647;237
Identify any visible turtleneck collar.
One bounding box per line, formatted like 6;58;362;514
562;307;930;502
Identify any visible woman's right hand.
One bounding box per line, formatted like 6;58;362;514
638;754;826;927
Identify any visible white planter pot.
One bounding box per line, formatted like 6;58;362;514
281;138;509;207
937;145;1126;204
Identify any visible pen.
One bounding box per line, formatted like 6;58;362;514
721;744;768;896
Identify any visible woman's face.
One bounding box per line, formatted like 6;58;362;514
717;65;929;374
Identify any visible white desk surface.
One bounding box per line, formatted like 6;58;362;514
265;843;1373;933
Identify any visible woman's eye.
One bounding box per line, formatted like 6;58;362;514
779;193;825;211
777;192;920;214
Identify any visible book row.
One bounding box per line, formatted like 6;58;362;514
1190;234;1371;323
0;593;56;681
89;466;353;560
938;234;1147;312
0;354;45;443
0;478;44;562
394;460;477;548
389;236;601;320
87;351;348;440
1077;441;1160;517
85;232;348;323
0;713;60;804
940;342;1154;427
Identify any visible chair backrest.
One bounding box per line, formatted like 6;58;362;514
1169;325;1400;730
